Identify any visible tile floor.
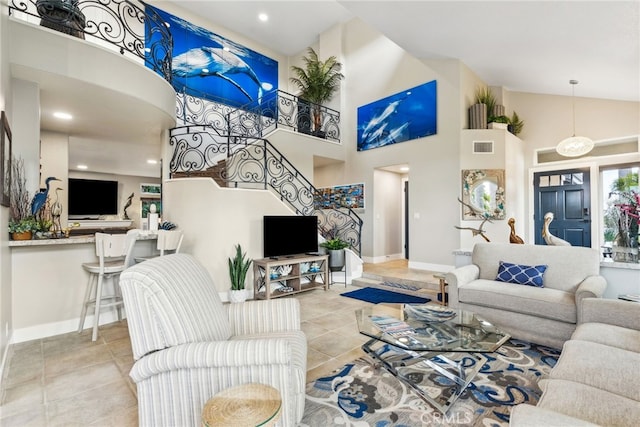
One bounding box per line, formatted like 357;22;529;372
0;260;439;426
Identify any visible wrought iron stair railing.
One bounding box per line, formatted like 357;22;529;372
9;0;172;82
176;89;341;143
169;125;362;255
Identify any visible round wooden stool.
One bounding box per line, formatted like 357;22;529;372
202;383;282;427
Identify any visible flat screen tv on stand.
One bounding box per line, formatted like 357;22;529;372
263;215;319;259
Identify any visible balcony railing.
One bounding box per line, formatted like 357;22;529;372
169;126;360;254
176;89;341;144
9;0;172;82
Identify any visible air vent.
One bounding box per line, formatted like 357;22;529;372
473;141;494;154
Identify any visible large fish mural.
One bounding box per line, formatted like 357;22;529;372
357;80;437;151
146;5;278;108
172;47;271;102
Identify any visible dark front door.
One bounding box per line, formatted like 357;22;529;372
404;180;409;259
533;168;591;247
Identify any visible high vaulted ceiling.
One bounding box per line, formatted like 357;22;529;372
25;1;638;178
173;0;639;102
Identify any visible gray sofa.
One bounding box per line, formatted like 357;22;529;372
446;242;607;348
510;298;640;426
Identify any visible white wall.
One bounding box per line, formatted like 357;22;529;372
372;169;404;260
163;178;296;293
0;0;12;379
340;19;462;269
459;129;525;247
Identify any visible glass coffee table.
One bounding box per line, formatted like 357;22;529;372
355;304;510;414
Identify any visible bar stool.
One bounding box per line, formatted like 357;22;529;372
135;229;183;263
78;229;139;341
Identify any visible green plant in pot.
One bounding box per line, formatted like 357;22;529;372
7;157;35;240
8;217;38;240
290;47;344;138
319;238;350;272
488;114;510;129
228;244;252;303
507;111;525;136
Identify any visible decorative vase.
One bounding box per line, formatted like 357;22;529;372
328;249;345;272
469;104;487;129
228;289;248;303
11;231;32;241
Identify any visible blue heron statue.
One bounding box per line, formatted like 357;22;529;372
31;177;61;219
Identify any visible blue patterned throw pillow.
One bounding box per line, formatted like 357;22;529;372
496;261;548;287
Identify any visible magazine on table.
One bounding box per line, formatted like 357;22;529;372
369;315;415;337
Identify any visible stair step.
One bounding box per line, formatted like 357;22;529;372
351;277;438;300
360;272;439;292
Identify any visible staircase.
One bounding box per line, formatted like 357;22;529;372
169;93;363;256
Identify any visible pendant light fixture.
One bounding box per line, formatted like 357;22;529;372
556;80;594;157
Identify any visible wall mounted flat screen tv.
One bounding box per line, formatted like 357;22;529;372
263;215;318;258
68;178;118;219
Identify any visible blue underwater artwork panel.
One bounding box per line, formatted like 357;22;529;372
357;80;437;151
146;5;278;108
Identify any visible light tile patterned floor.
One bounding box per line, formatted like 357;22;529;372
0;260;433;426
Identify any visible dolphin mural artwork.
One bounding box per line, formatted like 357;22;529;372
145;5;278;108
172;47;272;102
360;99;404;143
357;80;437;151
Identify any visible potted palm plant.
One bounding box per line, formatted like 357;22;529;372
290;47;344;138
228;244;252;303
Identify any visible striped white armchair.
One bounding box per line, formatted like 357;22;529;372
119;254;307;427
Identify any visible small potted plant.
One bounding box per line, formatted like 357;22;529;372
319;237;350;272
8;157;35;240
469;87;496;129
8;217;38;240
228;243;252;303
507;111;524;136
488;114;510;130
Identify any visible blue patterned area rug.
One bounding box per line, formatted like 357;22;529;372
301;339;560;426
341;287;430;304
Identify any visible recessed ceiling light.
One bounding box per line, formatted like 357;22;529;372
54;112;73;120
258;13;268;22
77;164;88;170
147;159;158;165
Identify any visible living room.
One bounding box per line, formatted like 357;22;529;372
0;0;639;426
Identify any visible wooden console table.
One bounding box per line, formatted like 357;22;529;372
253;254;329;300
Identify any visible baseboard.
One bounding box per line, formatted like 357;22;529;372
12;310;123;344
408;260;454;272
363;253;404;264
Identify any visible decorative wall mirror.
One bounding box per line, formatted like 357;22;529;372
461;169;505;220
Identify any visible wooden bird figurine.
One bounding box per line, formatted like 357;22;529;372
508;218;524;244
123;192;134;220
51;188;64;237
542;212;571;246
455;217;491;242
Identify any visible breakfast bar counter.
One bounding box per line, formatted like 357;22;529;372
9;233;157;342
